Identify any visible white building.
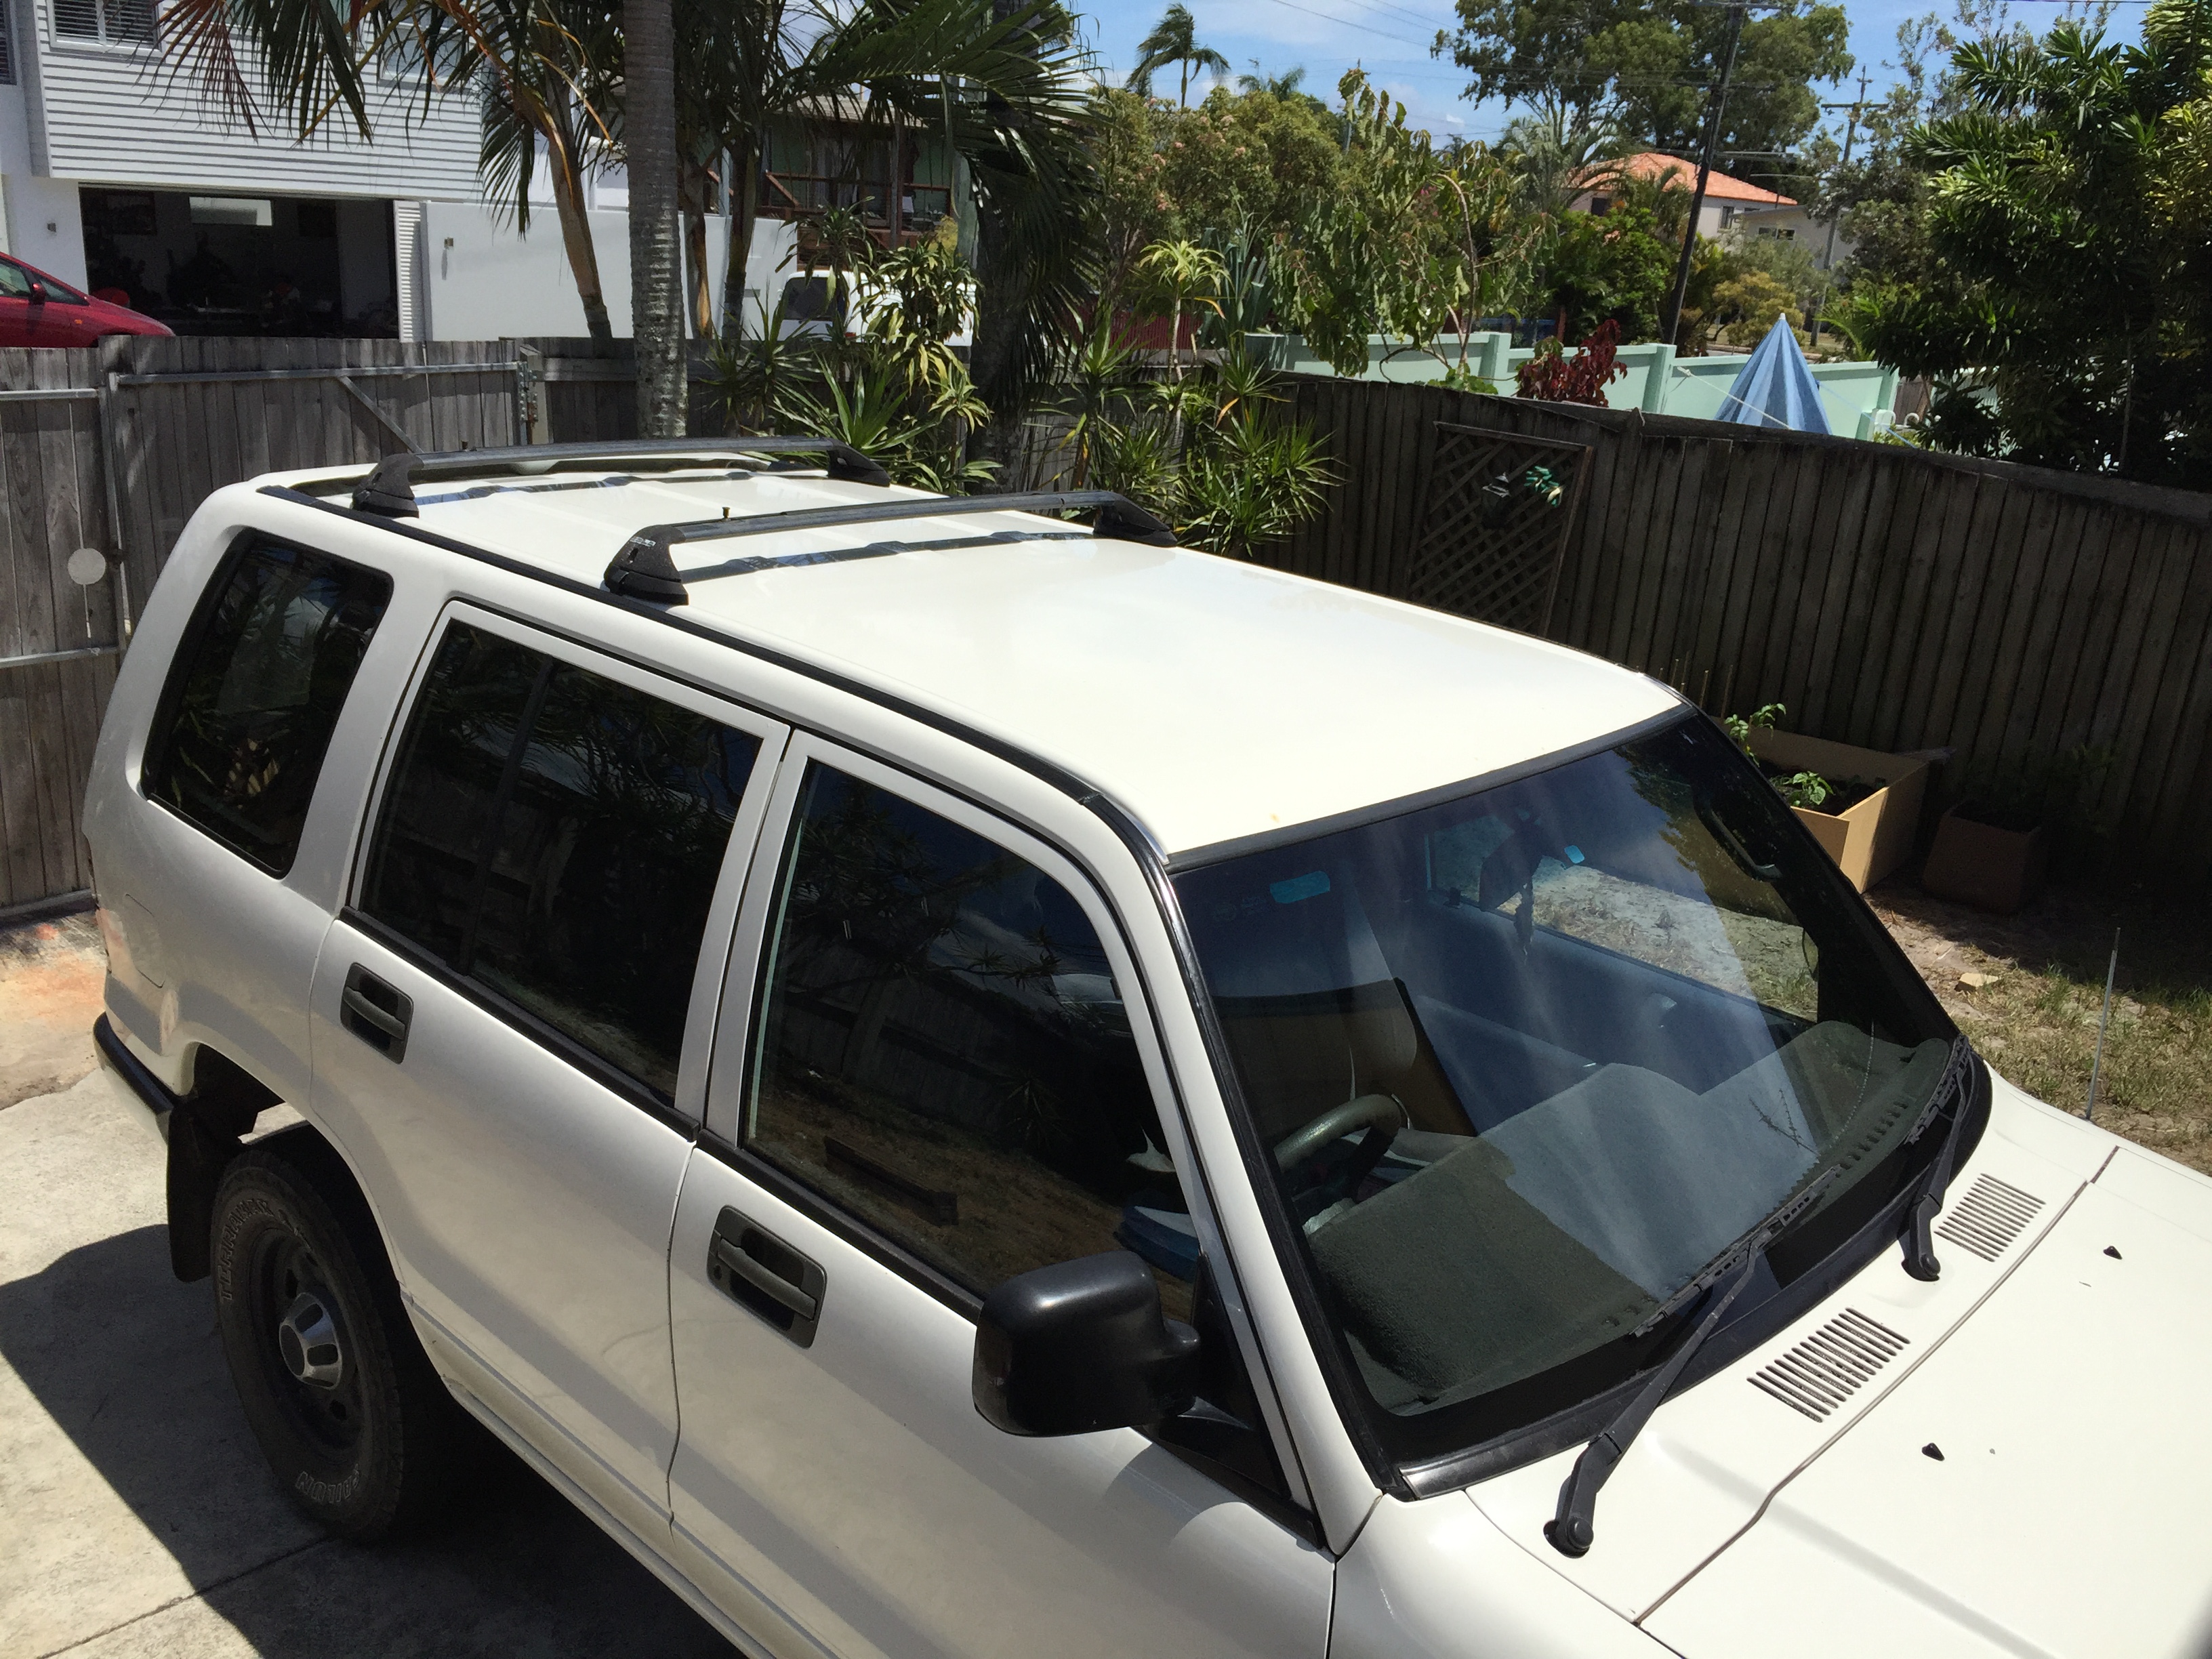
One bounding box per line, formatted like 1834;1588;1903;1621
1570;152;1855;272
0;0;737;341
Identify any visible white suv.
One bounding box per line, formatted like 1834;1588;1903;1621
85;440;2212;1658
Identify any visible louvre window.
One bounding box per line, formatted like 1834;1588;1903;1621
54;0;152;45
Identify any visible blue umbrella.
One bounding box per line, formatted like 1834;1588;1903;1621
1716;313;1830;434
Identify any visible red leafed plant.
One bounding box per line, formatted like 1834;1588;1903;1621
1515;319;1625;406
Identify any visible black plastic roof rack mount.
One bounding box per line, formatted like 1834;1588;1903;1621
603;490;1179;603
344;436;892;518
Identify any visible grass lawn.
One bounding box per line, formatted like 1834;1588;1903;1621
1870;882;2212;1176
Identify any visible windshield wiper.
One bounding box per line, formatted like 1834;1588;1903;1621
1900;1036;1978;1282
1546;1168;1839;1558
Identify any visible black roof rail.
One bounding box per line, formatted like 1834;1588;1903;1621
340;436;891;518
602;490;1178;602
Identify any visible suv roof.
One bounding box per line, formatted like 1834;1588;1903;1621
274;448;1677;859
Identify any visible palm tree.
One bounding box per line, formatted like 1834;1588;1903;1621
1235;64;1305;98
626;0;686;433
685;0;1091;429
475;0;624;346
1130;4;1227;108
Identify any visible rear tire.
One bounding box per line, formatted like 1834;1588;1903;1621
210;1145;465;1539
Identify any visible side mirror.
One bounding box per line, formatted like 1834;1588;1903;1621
25;281;46;304
973;1250;1200;1437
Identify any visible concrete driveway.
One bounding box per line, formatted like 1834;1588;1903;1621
0;911;731;1658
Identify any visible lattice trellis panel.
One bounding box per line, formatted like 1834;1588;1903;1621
1404;424;1593;636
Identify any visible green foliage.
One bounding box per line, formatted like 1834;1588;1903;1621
1720;704;1833;810
705;224;994;493
1842;0;2212;485
1073;333;1335;560
1154;86;1344;251
1437;0;1854;178
1279;71;1483;376
1520;200;1675;342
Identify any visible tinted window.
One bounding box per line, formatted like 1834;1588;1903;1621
745;763;1188;1312
361;620;758;1099
145;539;390;874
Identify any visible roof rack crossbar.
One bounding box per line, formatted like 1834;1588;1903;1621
342;436;892;517
602;490;1177;602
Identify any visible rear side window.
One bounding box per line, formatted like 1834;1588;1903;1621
144;538;391;875
359;619;759;1100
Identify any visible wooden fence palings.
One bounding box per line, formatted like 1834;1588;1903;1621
1254;378;2212;890
6;347;2212;906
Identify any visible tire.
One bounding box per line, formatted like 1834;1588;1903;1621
210;1144;466;1540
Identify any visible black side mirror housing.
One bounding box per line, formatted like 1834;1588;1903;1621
973;1250;1200;1436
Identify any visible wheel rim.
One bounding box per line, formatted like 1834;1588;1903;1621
247;1231;365;1456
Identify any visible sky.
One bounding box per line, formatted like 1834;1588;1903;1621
1080;0;2150;152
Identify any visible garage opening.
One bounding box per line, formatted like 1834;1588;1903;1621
80;188;399;336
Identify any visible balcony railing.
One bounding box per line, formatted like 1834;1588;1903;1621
760;173;952;242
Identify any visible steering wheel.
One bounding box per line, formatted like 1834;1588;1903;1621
1273;1092;1407;1172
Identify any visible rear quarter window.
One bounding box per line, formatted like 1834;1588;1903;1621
143;537;391;875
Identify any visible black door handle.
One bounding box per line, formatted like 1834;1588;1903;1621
708;1208;825;1347
340;964;412;1063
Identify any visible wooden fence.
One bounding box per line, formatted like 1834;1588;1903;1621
1268;377;2212;890
7;345;2211;911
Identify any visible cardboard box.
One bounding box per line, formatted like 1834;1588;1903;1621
1921;805;2048;913
1744;727;1930;892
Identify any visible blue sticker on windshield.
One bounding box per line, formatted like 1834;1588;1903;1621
1270;871;1331;905
1564;844;1585;864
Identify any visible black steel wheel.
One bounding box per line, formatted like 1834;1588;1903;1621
210;1142;466;1539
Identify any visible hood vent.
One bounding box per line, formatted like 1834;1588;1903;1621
1748;1309;1909;1421
1934;1173;2045;1263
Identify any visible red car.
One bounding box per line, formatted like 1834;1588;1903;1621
0;252;171;346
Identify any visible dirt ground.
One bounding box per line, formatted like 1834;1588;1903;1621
1869;880;2212;1175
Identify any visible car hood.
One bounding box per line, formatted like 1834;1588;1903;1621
1642;1136;2212;1658
1459;1079;2212;1657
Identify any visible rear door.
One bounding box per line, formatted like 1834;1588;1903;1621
308;604;785;1536
0;259;33;345
665;736;1334;1658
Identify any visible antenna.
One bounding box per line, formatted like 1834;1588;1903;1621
2085;928;2120;1121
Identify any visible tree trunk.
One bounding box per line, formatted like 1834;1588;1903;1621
540;117;613;348
722;134;762;340
626;0;687;436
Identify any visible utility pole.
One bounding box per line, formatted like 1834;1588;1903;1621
1805;73;1871;342
1661;1;1747;348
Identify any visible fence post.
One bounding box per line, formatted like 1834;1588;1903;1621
1642;343;1676;414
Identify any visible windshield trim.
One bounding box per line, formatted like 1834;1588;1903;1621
1163;702;1691;874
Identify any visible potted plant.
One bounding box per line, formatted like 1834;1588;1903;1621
1727;705;1931;893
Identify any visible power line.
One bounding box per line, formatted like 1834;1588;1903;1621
1251;0;1433;52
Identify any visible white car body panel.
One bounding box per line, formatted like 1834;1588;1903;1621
77;460;2212;1659
671;733;1334;1656
1644;1140;2212;1659
1459;1080;2113;1622
264;462;1683;860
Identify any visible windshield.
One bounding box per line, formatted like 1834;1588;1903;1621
1174;714;1955;1466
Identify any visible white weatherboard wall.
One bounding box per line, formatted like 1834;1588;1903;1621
421;203;735;342
22;5;478;199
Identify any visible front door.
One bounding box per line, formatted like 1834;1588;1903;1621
308;605;784;1532
666;739;1333;1658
